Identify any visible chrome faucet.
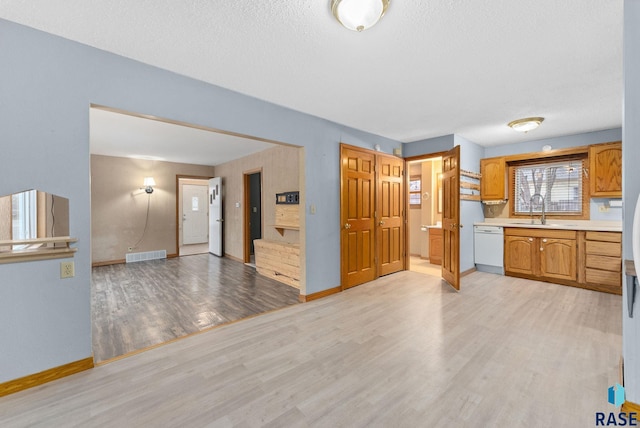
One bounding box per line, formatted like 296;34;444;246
530;193;546;225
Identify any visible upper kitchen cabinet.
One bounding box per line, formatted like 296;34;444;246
589;141;622;197
480;157;506;201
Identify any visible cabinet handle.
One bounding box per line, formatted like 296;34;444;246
542;238;547;243
528;238;533;242
540;247;544;251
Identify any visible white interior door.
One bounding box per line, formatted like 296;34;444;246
182;184;209;245
209;177;223;256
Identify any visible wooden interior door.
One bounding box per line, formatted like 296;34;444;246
376;154;405;276
441;146;461;290
341;146;376;289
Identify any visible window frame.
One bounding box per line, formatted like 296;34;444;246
508;154;590;220
409;176;422;209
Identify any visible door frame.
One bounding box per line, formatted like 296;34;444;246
339;143;408;289
243;168;263;263
175;174;214;257
403;151;449;271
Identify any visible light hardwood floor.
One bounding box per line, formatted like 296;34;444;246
2;271;621;427
409;255;441;277
92;254;301;362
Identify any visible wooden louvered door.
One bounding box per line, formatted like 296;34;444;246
340;146;376;289
376;154;405;276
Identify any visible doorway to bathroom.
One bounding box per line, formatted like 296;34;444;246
407;154;443;276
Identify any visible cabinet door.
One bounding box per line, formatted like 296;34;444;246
540;238;577;281
429;228;443;265
480;157;506;201
504;236;536;275
589;142;622;197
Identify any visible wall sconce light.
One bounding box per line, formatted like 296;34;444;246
142;177;156;194
331;0;390;32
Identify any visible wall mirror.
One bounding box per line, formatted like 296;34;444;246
0;189;75;262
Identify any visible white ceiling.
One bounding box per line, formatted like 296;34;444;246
0;0;623;152
89;108;275;166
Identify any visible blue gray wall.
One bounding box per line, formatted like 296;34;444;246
403;134;454;158
623;0;640;404
455;135;486;272
0;19;400;382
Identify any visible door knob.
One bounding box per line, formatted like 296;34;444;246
344;223;351;229
379;221;385;226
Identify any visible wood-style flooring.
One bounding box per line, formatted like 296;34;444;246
92;254;300;362
2;271;621;427
409;255;441;277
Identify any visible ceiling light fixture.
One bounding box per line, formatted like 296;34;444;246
507;117;545;133
331;0;390;32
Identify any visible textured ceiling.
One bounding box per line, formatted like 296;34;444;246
0;0;623;148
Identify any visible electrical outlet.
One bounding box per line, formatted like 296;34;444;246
128;247;133;252
599;205;610;213
60;261;75;279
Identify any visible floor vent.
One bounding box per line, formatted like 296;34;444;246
126;250;167;263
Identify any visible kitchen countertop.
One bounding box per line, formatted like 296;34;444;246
474;218;622;232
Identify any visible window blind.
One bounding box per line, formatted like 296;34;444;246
513;159;584;214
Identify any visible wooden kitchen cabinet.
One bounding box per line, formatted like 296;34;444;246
429;227;443;265
583;231;622;293
540;238;577;281
504;235;536;275
480;157;506;201
590;141;622;197
504;228;577;283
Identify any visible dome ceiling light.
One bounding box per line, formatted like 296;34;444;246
331;0;390;32
507;117;545;133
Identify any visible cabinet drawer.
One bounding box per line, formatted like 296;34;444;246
585;231;621;243
585;241;621;257
585;268;621;287
586;254;621;272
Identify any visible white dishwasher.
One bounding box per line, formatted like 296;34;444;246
474;225;504;275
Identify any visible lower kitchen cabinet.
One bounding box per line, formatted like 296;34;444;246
504;235;536;275
504;228;577;283
503;227;621;294
584;231;622;293
540;238;577;281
